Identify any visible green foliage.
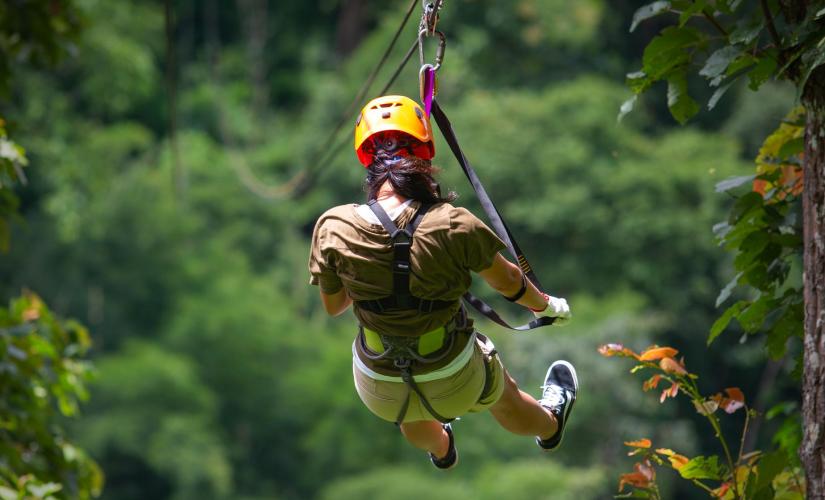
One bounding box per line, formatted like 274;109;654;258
0;0;83;95
0;119;26;252
624;0;825;122
0;292;102;498
710;109;804;365
76;341;230;500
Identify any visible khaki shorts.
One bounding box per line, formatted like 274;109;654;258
352;334;505;423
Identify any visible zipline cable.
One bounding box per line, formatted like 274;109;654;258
301;0;419;177
304;38;420;185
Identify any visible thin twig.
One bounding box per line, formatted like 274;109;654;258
738;406;751;462
702;10;728;37
760;0;783;49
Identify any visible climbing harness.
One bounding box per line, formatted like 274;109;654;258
354;200;461;424
354;201;453;313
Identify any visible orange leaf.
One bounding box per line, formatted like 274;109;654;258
660;382;679;403
624;438;652;449
668;454;689;469
639;346;678;361
598;343;640;359
659;357;687;375
643;375;662;392
712;482;731;498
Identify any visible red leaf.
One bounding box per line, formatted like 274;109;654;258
712;482;730;498
618;472;650;492
725;387;745;404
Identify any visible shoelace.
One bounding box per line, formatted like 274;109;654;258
539;384;566;412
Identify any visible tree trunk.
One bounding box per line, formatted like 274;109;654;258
801;65;825;499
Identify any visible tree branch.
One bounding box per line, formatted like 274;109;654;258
702;10;728;37
760;0;782;49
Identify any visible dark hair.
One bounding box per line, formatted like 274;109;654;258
365;150;457;204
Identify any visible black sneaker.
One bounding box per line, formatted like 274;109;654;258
535;360;578;451
428;423;458;470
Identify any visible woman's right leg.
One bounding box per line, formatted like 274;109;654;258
489;369;558;441
399;421;450;458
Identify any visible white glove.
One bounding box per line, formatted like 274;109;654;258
532;294;571;326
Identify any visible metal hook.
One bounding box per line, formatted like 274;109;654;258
417;29;446;72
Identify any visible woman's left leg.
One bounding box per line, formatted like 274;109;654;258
399;421;450;459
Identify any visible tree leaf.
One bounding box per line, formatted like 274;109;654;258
618;95;638;122
642;27;702;80
778;136;804;159
660;357;687;375
748;54;778;91
700;46;741;80
708;300;747;345
729;22;763;44
666;71;699;124
678;455;725;480
624;438;653;448
631;1;672;32
755;451;787;493
716;272;742;307
640;346;679;360
678;0;707;26
708;79;735;110
715;174;756;193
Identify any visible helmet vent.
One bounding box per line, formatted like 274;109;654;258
382;111;391;119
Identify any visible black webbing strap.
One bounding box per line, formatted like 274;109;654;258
430;101;555;330
356;201;454;313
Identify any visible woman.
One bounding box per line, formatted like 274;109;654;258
308;95;578;469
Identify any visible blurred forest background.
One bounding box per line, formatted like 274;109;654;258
0;0;805;498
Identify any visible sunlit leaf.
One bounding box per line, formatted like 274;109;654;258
700;46;741;80
630;1;672;32
625;438;652;449
655;448;690;469
666;70;700;124
659;357;687;375
678;455;725;480
639;346;678;361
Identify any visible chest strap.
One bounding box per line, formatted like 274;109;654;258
354;200;454;313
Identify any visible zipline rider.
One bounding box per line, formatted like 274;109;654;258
308;95;579;469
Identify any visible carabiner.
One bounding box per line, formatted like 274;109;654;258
419;63;437;116
417;29;446;72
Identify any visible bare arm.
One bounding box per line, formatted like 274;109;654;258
477;253;548;311
320;289;353;316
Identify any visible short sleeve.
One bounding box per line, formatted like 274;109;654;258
449;207;506;272
308;217;344;294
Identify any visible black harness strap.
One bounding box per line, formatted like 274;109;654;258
430;101;555;331
355;201;454;313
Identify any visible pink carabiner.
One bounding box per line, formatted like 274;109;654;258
419;64;436;117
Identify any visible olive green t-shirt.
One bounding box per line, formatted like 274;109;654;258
308;201;506;337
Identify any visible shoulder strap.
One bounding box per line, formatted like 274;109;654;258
430;101;554;330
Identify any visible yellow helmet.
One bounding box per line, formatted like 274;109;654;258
354;95;434;166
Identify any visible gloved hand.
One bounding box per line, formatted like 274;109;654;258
531;293;571;326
